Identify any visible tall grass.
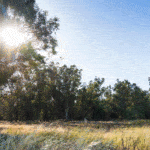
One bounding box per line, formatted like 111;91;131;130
0;132;115;150
0;119;150;150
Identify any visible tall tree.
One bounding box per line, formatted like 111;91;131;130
112;79;132;119
55;65;82;120
86;77;105;120
75;77;105;120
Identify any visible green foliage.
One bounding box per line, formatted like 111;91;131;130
112;79;150;120
54;65;82;120
19;42;45;65
74;77;106;120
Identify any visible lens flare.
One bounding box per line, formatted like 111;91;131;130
0;25;28;48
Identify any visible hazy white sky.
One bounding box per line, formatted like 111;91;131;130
36;0;150;90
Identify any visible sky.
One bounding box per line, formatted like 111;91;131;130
35;0;150;91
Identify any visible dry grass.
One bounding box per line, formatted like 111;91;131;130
0;121;67;136
0;119;150;149
102;126;150;149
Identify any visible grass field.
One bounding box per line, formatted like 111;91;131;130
0;119;150;150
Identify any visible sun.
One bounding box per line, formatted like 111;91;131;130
1;26;27;48
0;25;29;48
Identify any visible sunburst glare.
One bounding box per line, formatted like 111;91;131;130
0;25;29;48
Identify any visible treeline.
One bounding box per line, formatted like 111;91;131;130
0;43;150;121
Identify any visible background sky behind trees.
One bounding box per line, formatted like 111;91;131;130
36;0;150;91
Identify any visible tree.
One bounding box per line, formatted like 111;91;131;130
102;85;115;120
0;42;47;121
55;65;82;120
86;77;105;120
75;86;89;120
129;84;150;119
0;0;61;122
0;0;59;87
112;79;133;119
75;77;105;120
112;80;150;120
